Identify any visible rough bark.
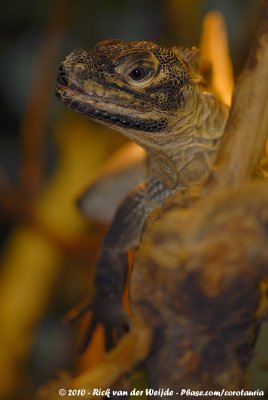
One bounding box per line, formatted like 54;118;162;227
132;183;268;397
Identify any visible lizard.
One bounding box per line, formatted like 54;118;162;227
55;39;229;351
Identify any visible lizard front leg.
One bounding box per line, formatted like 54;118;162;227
81;179;171;351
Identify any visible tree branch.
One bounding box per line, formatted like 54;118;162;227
210;0;268;189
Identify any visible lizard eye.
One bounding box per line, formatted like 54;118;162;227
128;67;152;82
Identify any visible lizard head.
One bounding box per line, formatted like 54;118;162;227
56;39;200;149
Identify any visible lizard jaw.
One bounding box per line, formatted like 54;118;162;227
55;83;168;134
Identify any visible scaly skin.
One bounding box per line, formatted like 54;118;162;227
55;39;229;350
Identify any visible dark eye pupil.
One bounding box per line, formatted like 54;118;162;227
130;67;146;81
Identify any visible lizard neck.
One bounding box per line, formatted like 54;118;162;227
194;91;229;142
147;92;229;189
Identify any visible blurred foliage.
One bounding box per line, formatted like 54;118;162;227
0;1;265;399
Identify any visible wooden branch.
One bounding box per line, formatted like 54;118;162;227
132;182;268;393
36;317;151;400
210;0;268;189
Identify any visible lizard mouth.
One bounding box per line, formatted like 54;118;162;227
55;82;151;112
55;83;167;133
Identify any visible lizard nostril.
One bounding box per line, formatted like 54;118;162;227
57;64;68;86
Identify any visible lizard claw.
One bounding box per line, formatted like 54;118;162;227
102;308;129;351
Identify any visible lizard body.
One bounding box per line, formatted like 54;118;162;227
55;39;228;349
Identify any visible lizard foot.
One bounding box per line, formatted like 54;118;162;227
81;298;129;352
67;299;129;353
